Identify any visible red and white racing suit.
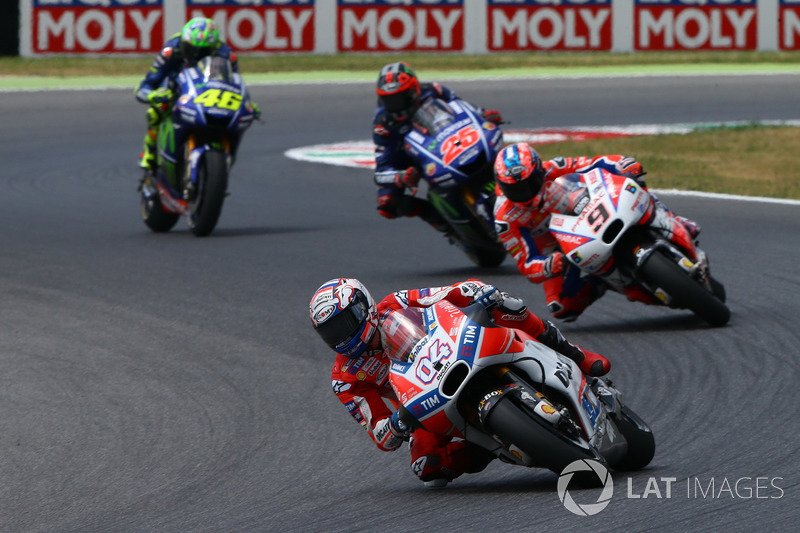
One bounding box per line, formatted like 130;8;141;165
330;279;607;483
493;155;644;320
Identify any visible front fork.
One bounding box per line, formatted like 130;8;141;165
182;135;231;202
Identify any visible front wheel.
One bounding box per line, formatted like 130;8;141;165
609;405;655;471
639;250;730;327
189;149;228;237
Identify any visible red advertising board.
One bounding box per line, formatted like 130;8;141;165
187;0;315;52
31;0;164;54
780;0;800;50
635;0;757;51
338;0;464;52
488;0;612;51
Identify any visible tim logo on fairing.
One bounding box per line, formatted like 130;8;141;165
458;323;480;361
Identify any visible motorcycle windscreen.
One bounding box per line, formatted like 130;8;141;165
380;307;426;362
542;174;589;215
199;55;234;83
412;99;456;136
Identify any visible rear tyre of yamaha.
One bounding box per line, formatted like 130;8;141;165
468;246;507;268
141;178;179;233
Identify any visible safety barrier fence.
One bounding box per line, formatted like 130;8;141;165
20;0;800;56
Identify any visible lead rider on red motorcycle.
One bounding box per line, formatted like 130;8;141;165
309;277;610;487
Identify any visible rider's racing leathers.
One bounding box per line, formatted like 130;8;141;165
331;279;609;484
493;155;649;321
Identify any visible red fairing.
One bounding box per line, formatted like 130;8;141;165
669;217;699;260
422;410;462;438
476;326;521;359
390;372;422;405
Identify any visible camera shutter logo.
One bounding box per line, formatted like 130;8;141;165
557;459;614;516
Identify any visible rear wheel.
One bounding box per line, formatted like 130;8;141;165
140;177;179;233
189;150;228;237
466;245;507;268
484;395;604;478
429;190;506;268
639;250;730;327
710;276;726;303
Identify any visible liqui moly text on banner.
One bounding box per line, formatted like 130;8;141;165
187;0;315;52
780;0;800;50
31;0;164;54
634;0;757;51
488;0;612;51
338;0;464;51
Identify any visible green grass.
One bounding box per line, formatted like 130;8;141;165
537;124;800;200
3;51;800;76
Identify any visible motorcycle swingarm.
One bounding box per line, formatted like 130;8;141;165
632;238;708;293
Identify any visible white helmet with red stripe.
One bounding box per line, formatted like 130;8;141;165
309;278;379;358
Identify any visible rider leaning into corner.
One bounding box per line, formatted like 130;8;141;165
371;62;503;235
133;17;261;179
309;277;610;487
492;142;702;322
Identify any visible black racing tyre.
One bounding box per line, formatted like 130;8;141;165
609;405;656;471
141;179;179;233
710;276;726;303
189;150;228;237
639;250;730;327
467;245;507;268
484;395;604;479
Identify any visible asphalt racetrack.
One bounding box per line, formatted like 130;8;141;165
2;72;800;531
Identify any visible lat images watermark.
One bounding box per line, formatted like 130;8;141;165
557;460;786;516
557;459;614;516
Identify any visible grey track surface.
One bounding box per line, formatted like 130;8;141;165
1;74;799;532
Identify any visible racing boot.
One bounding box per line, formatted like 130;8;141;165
536;320;611;377
675;215;701;240
139;127;157;172
651;193;701;240
572;347;612;377
545;280;606;323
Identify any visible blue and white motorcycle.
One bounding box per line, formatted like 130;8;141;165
403;98;507;267
139;53;256;236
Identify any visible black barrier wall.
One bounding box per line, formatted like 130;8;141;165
0;3;20;56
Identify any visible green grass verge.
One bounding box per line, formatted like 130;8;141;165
3;51;800;77
538;124;800;200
